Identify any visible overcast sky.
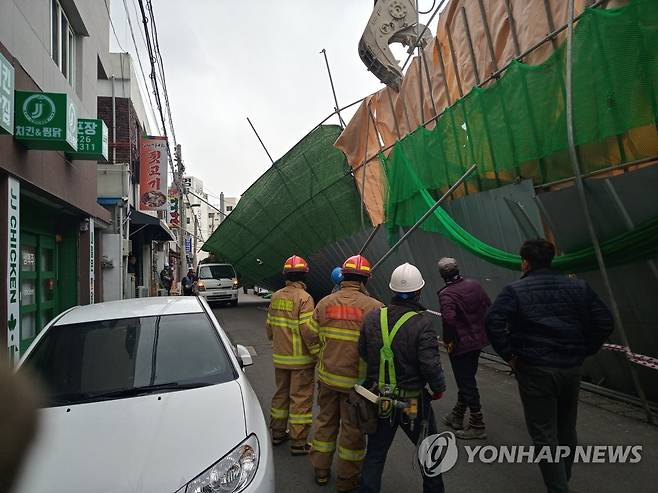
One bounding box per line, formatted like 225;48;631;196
109;0;437;200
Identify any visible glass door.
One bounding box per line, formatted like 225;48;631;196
19;233;59;354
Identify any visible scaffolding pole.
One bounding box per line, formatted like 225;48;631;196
564;0;654;425
372;164;477;271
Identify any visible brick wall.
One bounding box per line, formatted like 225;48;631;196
97;96;145;178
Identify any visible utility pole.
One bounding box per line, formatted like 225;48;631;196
176;144;186;292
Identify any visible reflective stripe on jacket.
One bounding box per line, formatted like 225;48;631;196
311;281;383;391
266;281;318;369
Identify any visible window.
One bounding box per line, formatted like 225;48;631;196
198;265;236;280
226;206;233;212
50;0;76;84
22;313;236;407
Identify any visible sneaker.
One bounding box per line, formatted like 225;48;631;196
271;432;289;446
314;469;330;486
455;427;487;440
290;443;311;456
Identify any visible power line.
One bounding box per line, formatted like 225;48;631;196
135;0;194;219
120;0;162;134
104;0;126;52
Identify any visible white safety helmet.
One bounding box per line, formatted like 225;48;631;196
389;262;426;293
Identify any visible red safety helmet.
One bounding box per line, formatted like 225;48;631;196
282;255;309;273
341;255;372;278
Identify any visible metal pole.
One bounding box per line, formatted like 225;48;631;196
420;50;439;118
176;146;186;285
361;104;370;227
246;117;275;165
461;7;481;86
385;89;403;140
359;224;382;255
372;164;477;271
565;0;654;424
320;49;346;128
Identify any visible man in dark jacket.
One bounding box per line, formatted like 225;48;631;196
359;263;446;493
437;257;491;439
486;239;613;493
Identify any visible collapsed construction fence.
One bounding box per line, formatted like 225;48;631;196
202;0;658;415
202;125;367;283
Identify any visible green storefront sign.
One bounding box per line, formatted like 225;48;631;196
0;52;14;135
14;91;77;151
69;118;108;161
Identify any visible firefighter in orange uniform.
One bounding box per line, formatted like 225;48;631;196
266;255;320;455
309;255;384;492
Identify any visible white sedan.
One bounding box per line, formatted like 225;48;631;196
15;297;275;493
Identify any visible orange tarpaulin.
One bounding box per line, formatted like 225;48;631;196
334;0;627;225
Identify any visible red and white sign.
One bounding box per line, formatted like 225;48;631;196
139;136;168;211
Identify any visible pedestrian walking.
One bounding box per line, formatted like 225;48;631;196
266;255;319;456
309;255;383;492
358;263;446;493
486;239;614;493
437;257;491;439
181;268;197;296
160;264;173;295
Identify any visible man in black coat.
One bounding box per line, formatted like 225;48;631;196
358;263;446;493
486;239;613;493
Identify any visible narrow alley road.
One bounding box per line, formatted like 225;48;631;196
213;293;658;493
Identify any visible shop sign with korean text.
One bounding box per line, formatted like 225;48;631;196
168;187;180;228
89;218;95;304
139;136;168;211
6;176;20;364
0;52;14;135
69;118;108;161
14;91;78;151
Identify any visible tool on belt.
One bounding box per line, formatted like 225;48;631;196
353;384;408;419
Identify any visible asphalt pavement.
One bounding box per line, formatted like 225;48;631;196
212;292;658;493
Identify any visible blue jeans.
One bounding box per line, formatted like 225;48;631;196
360;401;445;493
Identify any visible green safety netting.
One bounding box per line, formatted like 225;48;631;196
202;125;366;281
382;0;658;271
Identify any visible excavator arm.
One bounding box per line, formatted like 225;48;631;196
359;0;434;89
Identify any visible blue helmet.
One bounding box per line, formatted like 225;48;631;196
330;266;343;285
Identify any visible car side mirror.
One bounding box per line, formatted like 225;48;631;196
236;344;253;368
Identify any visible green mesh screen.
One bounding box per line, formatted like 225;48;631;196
382;0;658;271
202;125;367;281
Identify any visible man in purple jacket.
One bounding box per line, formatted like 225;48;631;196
437;257;491;439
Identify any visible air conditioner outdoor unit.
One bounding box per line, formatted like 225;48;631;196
137;286;149;298
157;289;168;297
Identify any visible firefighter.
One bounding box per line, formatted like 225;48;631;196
266;255;319;456
358;263;447;493
309;255;384;492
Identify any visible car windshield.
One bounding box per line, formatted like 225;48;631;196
22;313;237;407
199;265;235;280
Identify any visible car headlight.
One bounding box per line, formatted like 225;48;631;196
184;434;259;493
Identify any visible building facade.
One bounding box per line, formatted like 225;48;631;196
1;0;114;362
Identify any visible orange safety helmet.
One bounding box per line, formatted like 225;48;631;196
282;255;309;273
341;255;372;278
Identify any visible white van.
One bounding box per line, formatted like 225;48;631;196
197;263;239;306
